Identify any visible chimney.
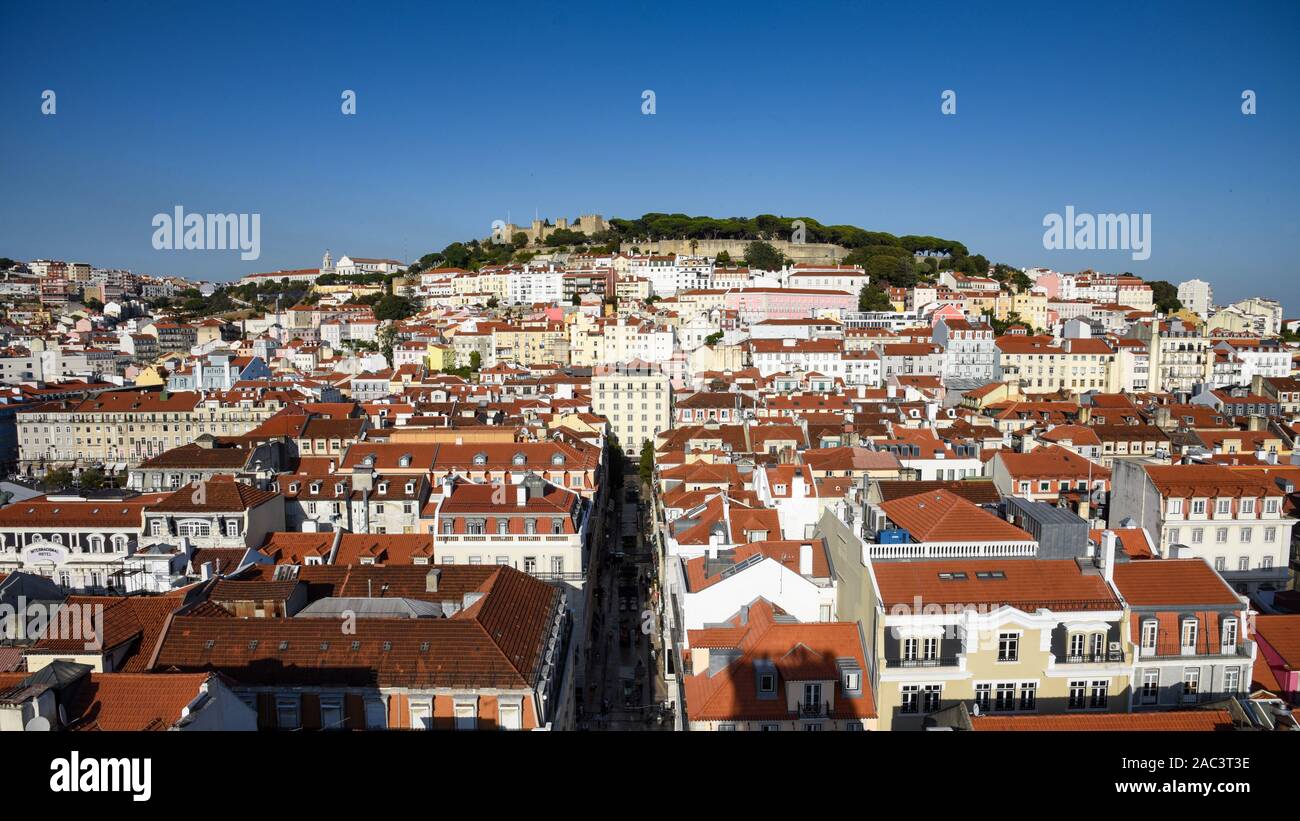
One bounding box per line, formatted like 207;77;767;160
425;567;441;593
799;543;813;576
1100;529;1117;584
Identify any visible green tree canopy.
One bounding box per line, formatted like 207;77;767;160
742;241;784;271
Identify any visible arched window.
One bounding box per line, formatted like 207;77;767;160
512;453;527;466
473;452;488;465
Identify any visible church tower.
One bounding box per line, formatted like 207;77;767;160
322;249;334;273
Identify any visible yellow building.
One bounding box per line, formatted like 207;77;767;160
868;557;1132;730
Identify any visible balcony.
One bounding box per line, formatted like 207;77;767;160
885;656;960;669
1063;651;1125;664
1136;639;1251;660
798;701;830;718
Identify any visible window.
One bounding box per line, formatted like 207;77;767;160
1263;556;1274;569
276;697;300;730
1216;528;1228;544
903;638;918;662
900;685;920;714
1068;633;1085;658
498;702;522;731
974;683;991;712
997;632;1019;662
803;682;822;709
1141;620;1157;650
1222;618;1238;649
1241;527;1253;543
1265;527;1277;543
1068;681;1086;710
1018;682;1036;711
994;683;1016;711
1191;500;1206;515
1223;667;1240;694
409;702;432;730
1089;680;1109;708
1141;669;1159;704
1240;498;1255;515
1238;556;1250;572
758;673;776;694
320;699;344;731
1191;528;1203;544
1182;668;1200;703
178;520;211;538
1181;619;1198;650
1215;499;1230;516
922;684;942;713
225;519;239;537
922;636;938;661
1215;557;1227;571
453;700;477;730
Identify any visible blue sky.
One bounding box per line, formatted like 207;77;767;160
1;0;1297;307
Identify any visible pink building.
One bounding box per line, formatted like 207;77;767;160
724;288;855;323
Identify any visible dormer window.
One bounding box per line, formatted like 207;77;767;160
405;481;415;494
399;454;412;468
1221;618;1238;649
473;452;487;465
378;482;389;494
759;673;775;693
1141;619;1157;650
335;483;345;496
310;482;321;494
841;664;863;696
551;453;565;466
1180;618;1198;650
363;454;376;467
512;452;527;466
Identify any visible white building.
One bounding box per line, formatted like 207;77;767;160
1177;279;1214;318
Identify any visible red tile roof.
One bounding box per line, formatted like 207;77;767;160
971;710;1236;731
878;490;1033;543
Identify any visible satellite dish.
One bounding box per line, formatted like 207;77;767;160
24;716;51;732
971;703;981;717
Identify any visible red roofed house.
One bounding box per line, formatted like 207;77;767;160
1112;559;1254;709
682;599;876;730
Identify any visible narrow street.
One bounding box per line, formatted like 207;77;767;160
579;474;671;730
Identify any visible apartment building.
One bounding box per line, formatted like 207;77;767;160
1108;462;1294;593
1111;559;1254;709
591;361;672;456
425;473;588;582
682;598;876;731
869;555;1131;730
152;564;573;730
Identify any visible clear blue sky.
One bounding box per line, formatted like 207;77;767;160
2;0;1297;308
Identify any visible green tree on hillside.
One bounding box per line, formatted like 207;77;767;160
743;241;783;271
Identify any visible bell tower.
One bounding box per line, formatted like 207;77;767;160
322;249;334;273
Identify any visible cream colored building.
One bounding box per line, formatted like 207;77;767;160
869;556;1133;730
591;362;672;456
